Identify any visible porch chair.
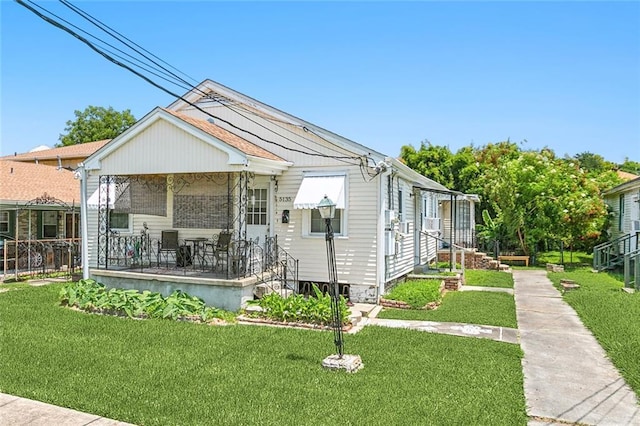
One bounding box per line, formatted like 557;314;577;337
157;230;179;267
210;231;232;273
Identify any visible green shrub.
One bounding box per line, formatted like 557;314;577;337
384;279;442;309
59;279;234;323
248;283;349;326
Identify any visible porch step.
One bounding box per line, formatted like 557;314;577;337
254;281;293;299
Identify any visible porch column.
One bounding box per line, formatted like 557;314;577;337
78;164;90;279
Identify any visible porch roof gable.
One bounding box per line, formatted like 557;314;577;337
83;108;290;173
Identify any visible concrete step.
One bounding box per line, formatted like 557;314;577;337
254;281;293;299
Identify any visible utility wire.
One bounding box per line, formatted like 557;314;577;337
59;0;199;91
17;0;377;166
57;0;376;166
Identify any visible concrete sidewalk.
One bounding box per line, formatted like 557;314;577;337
514;269;640;425
366;317;519;344
0;393;134;426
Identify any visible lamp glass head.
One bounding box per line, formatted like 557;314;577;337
317;195;336;219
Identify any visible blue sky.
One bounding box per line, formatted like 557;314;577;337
1;1;639;164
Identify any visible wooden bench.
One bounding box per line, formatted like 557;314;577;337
498;255;529;267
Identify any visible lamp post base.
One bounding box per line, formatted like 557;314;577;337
322;354;363;373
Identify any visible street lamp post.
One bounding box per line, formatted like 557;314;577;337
317;195;363;373
317;195;344;358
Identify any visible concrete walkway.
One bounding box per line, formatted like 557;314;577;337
0;393;134;426
514;269;640;425
365;317;519;344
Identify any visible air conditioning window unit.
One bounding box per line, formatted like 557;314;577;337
385;210;396;229
385;230;396;256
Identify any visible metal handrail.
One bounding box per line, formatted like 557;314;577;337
623;248;640;289
419;230;466;274
593;233;639;271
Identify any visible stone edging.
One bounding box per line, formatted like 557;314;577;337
237;314;353;331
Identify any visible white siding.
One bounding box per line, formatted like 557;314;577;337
272;165;379;288
606;185;640;239
97;120;242;176
383;176;416;280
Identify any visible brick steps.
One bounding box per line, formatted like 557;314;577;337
436;249;510;272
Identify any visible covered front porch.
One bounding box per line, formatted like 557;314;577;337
88;172;298;310
81;107;296;309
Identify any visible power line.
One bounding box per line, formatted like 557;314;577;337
56;0;377;165
16;0;378;167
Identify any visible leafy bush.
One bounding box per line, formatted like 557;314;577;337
384;279;442;309
59;279;234;323
431;261;462;270
247;284;349;326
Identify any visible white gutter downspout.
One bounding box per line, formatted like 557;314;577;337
77;163;90;279
377;161;393;301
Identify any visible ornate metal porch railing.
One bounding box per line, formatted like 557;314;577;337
264;235;299;292
105;231;153;270
2;238;81;279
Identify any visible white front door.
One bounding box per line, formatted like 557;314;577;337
247;188;269;244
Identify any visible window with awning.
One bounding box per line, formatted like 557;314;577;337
293;175;346;209
294;174;347;236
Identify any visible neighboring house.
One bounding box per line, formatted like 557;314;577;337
79;79;463;308
0;160;81;242
438;193;480;248
603;177;640;244
594;177;640;282
1;140;110;170
1;142;107;275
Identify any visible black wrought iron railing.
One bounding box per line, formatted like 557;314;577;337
264;235;299;293
2;238;81;279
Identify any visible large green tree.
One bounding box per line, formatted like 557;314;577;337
400;139;621;255
58;105;136;146
619;158;640;175
400;141;455;188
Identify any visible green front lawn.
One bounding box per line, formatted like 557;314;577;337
377;291;517;328
547;269;640;396
0;284;527;425
465;270;514;288
536;250;593;266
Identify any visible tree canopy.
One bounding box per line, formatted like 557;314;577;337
58;105;136;146
400;143;628;255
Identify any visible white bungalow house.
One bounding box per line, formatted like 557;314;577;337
594;176;640;283
603;176;640;243
79;80;463;310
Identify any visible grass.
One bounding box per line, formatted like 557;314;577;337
547;268;640;396
0;284;528;425
536;250;593;266
465;270;514;288
383;279;442;308
377;291;517;328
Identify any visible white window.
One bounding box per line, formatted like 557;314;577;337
247;189;268;225
42;211;58;238
294;173;347;237
0;211;8;233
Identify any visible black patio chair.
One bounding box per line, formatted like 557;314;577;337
157;230;179;267
212;231;232;273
